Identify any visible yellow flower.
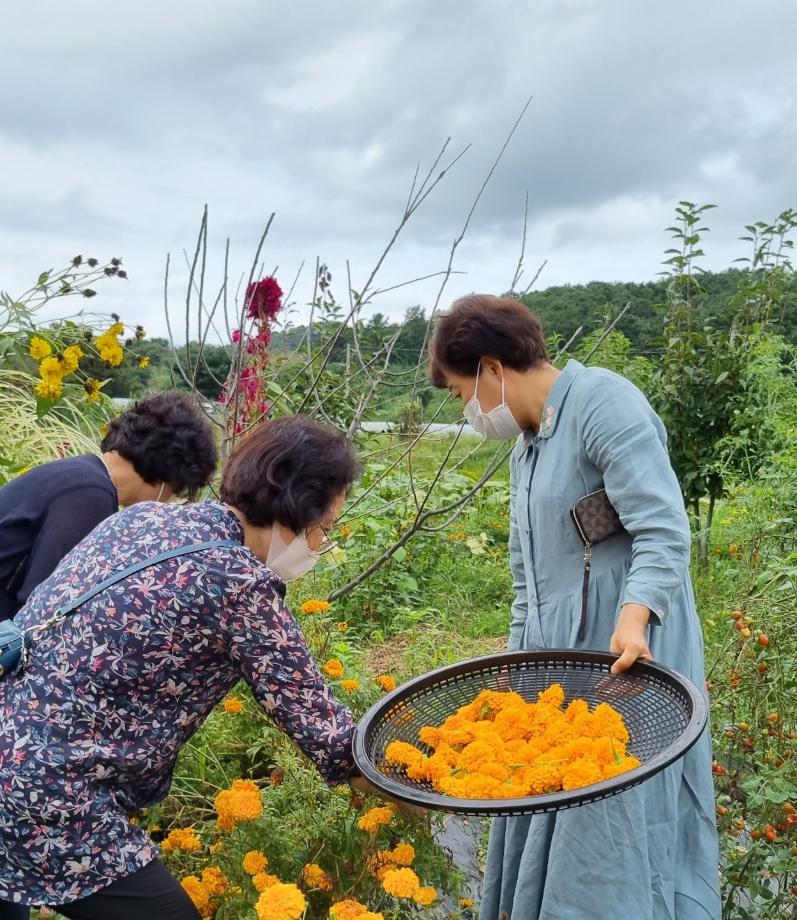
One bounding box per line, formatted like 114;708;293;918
341;678;360;693
38;356;63;378
201;866;229;897
162;827;202;853
254;882;306;920
29;337;52;361
336;622;348;632
357;805;394;833
109;322;125;336
223;697;243;715
390;843;415;866
382;867;420;899
243;851;269;875
35;377;63;400
101;343;124;367
252;872;280;892
459;898;474;908
301;598;332;615
414;886;437;907
214;779;262;829
330;900;369;920
323;659;345;679
84;378;102;402
181;876;213;917
301;862;332;891
138;356;150;368
376;674;396;693
60;344;84;374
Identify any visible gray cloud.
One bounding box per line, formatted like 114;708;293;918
1;0;795;338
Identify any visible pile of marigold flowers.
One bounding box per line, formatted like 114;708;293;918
385;684;640;798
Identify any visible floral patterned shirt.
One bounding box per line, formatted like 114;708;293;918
0;500;355;907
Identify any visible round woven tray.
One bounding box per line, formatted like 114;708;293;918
353;649;707;816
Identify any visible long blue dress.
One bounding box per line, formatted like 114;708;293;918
479;360;720;920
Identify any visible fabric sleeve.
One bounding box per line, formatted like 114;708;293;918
220;576;356;785
581;378;691;624
18;486;118;608
507;447;529;651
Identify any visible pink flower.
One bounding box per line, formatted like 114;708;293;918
246;276;283;320
231;329;242;344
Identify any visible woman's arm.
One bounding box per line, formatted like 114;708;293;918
220;576;356;784
581;375;691;672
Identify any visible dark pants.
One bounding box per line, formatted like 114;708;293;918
0;860;200;920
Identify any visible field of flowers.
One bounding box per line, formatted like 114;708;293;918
2;253;796;919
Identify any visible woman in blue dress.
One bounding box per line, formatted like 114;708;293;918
429;294;720;920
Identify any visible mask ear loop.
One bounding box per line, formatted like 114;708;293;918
156;482;166;502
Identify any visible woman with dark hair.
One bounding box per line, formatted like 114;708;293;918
429;295;720;920
0;415;370;920
0;391;218;621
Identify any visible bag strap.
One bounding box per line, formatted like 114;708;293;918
55;539;241;616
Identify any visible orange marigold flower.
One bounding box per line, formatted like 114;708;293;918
376;674;397;692
162;827;201;853
201;867;229;897
181;876;214;917
382;867;420;899
390;842;415;866
252;872;280;893
341;678;360;693
223;697;243;715
366;851;395;880
301;598;332;615
330;900;369;920
255;882;306;920
357;805;394;833
301;862;333;891
459;898;474;908
323;659;345;679
243;851;269;875
214;779;262;829
414;886;437;907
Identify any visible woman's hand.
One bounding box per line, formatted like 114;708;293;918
350;774;427;818
610;604;653;674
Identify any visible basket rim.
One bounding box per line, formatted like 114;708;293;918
353;649;708;816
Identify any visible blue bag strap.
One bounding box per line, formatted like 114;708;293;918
55;539;241;617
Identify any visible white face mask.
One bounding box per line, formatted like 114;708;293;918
266;526;320;582
463;363;522;440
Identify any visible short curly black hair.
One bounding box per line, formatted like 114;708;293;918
101;391;217;499
220;416;360;531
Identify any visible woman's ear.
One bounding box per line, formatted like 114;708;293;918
481;356;502;378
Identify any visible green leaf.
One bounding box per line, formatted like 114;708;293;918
35;396;54;418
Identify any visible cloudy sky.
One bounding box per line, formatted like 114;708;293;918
2;0;795;340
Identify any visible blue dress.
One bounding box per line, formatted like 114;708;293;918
479;360;720;920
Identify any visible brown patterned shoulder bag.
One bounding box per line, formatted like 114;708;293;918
570;489;626;640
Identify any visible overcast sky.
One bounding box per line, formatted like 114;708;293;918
2;0;795;340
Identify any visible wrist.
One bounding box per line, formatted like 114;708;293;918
619;603;651;627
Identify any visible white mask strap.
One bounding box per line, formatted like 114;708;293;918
156;482;166;503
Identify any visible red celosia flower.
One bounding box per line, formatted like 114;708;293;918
246;277;283;320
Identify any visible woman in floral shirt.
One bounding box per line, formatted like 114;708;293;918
0;416;362;920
